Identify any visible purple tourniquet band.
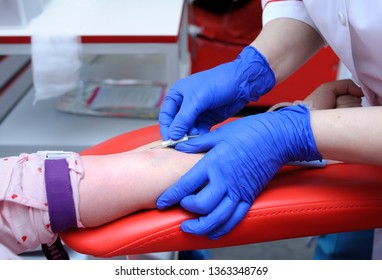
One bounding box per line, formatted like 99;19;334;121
44;158;77;233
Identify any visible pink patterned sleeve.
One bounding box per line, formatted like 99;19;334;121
0;152;84;255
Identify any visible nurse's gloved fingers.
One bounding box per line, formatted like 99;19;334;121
168;99;203;141
175;132;219;153
159;126;170;142
180;196;238;236
188;127;201;137
180;180;227;214
195;122;212;135
194;115;218;132
159;90;183;140
156;159;208;209
208;201;251;240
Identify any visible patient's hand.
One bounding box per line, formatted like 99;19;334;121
304;79;364;110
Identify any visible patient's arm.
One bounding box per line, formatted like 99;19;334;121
302;79;382;166
78;140;204;227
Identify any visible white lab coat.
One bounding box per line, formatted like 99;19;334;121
262;0;382;105
262;0;382;259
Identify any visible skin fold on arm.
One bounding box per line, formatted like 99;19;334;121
78;141;204;227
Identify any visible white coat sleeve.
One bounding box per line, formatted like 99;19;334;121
261;0;318;32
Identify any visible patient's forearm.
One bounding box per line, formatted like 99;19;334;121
311;106;382;165
78;141;203;227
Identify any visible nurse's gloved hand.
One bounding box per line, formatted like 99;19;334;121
159;46;275;141
157;105;321;239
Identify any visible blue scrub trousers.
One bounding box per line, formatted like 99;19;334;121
313;230;374;260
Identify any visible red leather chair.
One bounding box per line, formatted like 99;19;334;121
60;123;382;258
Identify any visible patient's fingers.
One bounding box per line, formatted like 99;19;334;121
336;94;362;108
304;79;364;110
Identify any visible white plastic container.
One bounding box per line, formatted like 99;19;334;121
0;0;44;28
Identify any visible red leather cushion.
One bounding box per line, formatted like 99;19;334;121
60;124;382;258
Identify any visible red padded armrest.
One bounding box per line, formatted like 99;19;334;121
60;124;382;258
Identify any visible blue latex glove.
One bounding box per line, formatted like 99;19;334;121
157;105;322;239
159;46;275;141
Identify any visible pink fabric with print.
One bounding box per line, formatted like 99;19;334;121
0;153;84;255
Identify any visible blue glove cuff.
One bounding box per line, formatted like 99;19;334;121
277;104;322;162
236;46;276;101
